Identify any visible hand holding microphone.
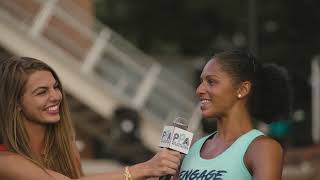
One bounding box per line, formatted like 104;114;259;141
135;148;181;178
128;117;190;179
158;117;194;180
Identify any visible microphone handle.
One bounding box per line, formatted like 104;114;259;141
159;175;172;180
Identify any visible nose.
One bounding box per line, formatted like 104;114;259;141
196;82;205;96
49;88;62;102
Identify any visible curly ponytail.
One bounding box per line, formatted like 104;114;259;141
253;63;292;123
213;49;292;124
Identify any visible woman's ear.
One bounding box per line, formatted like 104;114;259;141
237;81;252;99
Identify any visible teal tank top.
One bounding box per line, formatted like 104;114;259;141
179;129;264;180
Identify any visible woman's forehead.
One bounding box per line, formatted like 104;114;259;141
25;71;56;88
201;58;235;80
201;59;222;75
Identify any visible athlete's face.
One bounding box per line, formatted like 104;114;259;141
196;58;238;118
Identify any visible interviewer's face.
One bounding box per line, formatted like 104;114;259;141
20;70;62;124
196;58;238;118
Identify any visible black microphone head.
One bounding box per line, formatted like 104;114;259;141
172;117;188;130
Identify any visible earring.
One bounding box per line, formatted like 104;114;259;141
238;94;242;98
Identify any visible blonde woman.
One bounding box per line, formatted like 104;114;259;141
0;57;181;180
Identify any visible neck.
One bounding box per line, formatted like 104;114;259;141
23;119;46;156
216;105;253;141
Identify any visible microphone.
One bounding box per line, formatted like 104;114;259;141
159;117;193;180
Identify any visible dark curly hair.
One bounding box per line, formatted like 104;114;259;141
212;49;292;124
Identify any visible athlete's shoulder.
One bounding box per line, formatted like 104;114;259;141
246;136;283;179
250;135;282;152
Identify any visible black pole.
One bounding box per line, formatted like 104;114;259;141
248;0;258;56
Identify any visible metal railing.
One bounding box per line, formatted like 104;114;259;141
0;0;199;123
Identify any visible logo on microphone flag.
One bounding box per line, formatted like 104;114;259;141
159;126;193;154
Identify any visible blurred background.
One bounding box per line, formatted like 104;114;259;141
0;0;319;179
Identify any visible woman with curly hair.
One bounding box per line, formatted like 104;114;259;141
178;49;292;180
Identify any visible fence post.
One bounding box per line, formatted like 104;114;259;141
29;0;58;37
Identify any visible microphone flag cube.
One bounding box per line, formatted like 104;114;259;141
159;126;193;154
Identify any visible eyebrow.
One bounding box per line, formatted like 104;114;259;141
200;74;219;80
31;81;59;94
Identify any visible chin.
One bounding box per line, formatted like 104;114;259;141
44;116;61;123
201;110;220;119
201;111;213;119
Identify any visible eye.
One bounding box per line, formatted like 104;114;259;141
207;79;217;86
37;90;47;95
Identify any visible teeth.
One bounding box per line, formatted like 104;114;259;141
48;105;58;111
201;100;210;103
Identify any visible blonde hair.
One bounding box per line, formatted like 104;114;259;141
0;57;83;178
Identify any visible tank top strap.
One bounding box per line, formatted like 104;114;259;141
234;129;265;159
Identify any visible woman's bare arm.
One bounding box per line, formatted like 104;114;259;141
245;136;283;180
0;149;181;180
0;152;63;180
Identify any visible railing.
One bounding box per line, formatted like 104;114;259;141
0;0;199;123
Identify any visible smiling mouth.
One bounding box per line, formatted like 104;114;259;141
46;105;59;114
200;99;212;108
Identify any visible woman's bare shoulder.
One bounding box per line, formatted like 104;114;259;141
0;152;69;180
250;136;282;152
246;135;283;161
245;135;283;179
0;151;27;165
